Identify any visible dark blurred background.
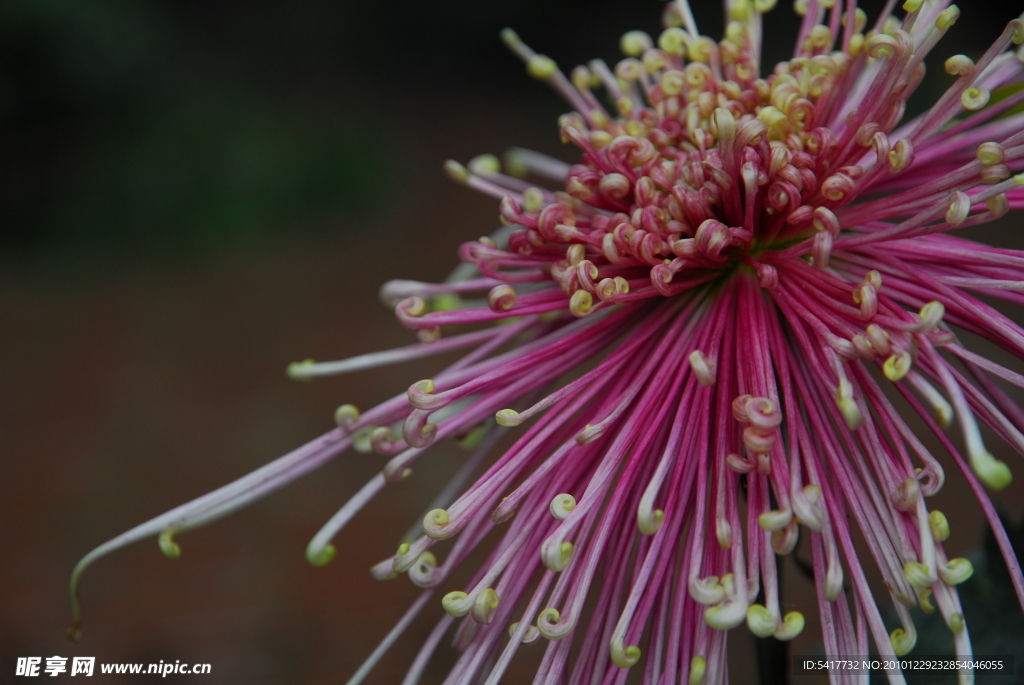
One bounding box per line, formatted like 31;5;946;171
3;1;1024;683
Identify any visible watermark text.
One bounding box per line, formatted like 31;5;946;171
16;657;210;677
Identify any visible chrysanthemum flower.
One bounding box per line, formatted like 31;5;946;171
72;0;1024;682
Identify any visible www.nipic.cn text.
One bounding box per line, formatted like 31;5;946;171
16;657;211;677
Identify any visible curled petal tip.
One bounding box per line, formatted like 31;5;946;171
892;476;920;512
441;590;471;617
637;506;664;535
508;621;540;644
158;530;181;559
688;656;707;685
542;539;574;572
487;285;517;313
495;408;522;426
527;55;558;80
306;542;336;567
287;359;316;381
771;522;799;555
746;604;777;638
939;558;974;585
904;561;935;589
704;596;748;629
619;30;652;57
499;27;521;49
945;54;974;76
575;422;606;445
569;290;593;317
351;426;374;453
444;160;469;184
974;454;1012;491
688;350;716;386
883;351;912;381
1012;19;1024;44
468;153;500;176
918;588;936;614
775;611;805;641
536;606;574;640
334;404;360;430
423;508;452;539
757;508;792;531
609;641;641;668
950;612;966;633
935;5;960;30
929;510;950;542
472;589;500;624
689;576;726;605
549;493;576;521
890;626;917;655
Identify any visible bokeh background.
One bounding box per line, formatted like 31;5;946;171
3;0;1024;683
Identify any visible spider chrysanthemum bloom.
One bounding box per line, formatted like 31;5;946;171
72;0;1024;682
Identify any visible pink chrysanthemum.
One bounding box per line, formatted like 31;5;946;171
73;1;1024;682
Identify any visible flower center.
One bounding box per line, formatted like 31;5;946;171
492;17;929;313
